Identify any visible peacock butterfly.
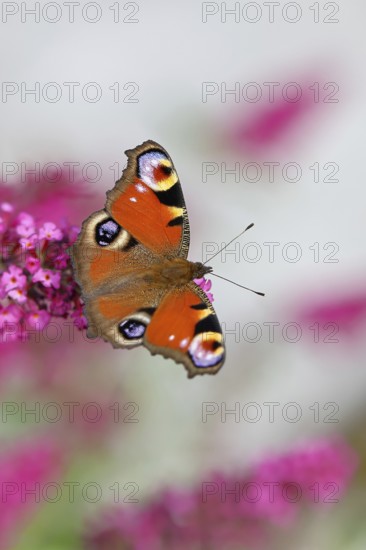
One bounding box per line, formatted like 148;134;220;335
72;140;225;378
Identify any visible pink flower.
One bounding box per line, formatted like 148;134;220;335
0;305;23;341
72;307;88;330
15;213;36;238
38;222;63;241
25;256;41;274
26;309;51;330
0;304;22;328
8;288;28;304
0;174;101;342
32;268;61;289
54;251;69;270
19;234;38;251
17;212;34;225
1;202;13;213
194;277;214;302
1;265;27;292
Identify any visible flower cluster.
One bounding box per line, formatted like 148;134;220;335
0;201;85;342
84;438;357;550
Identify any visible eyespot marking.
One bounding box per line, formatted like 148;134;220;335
188;333;225;368
119;319;147;340
95;218;120;247
160;164;173;176
137;150;178;192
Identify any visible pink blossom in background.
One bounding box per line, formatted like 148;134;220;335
84;438;357;550
25;256;41;274
71;307;88;330
1;169;103;226
0;304;22;328
38;222;63;241
1;265;26;292
1;202;13;213
228;94;312;154
0;437;64;550
0;201;84;343
26;309;51;330
7;287;28;304
223;76;327;159
298;293;366;340
16;212;36;238
32;268;61;289
249;437;358;525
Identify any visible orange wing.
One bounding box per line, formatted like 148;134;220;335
81;285;163;343
75;279;225;377
144;283;225;378
71;209;154;298
106;140;190;258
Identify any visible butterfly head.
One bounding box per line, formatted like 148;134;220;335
192;262;213;280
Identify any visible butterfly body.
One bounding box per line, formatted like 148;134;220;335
72;141;225;378
142;258;212;287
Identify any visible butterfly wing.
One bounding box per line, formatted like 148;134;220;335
72;140;190;298
144;282;225;378
71;209;166;345
71;209;155;300
77;280;225;377
80;284;164;343
106;140;190;259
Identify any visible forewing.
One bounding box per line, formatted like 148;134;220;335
71;209;153;298
106;140;190;258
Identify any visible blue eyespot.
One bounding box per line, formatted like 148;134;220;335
119;319;146;340
95;218;120;246
188;334;224;368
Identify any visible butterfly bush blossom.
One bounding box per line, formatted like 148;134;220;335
0;201;86;343
84;438;357;550
194;277;214;302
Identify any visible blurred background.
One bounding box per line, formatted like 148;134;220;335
1;0;366;548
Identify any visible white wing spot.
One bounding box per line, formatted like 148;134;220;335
136;183;146;193
179;337;189;349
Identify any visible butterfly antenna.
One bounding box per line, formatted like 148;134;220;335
211;273;265;296
203;223;254;265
